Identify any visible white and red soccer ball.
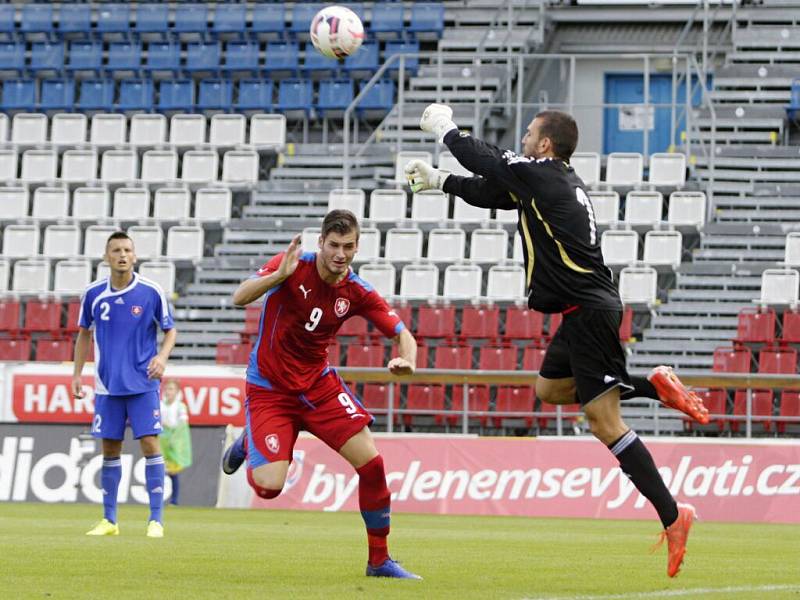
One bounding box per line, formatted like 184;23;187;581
310;5;364;59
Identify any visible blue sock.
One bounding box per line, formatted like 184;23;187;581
169;474;179;505
101;457;122;524
145;454;165;524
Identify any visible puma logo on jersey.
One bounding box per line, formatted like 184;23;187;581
299;285;311;299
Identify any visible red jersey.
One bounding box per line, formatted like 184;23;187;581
245;251;405;393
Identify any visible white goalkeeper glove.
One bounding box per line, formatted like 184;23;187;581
419;103;457;143
404;159;450;193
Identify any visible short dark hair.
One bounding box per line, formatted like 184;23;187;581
321;209;360;240
105;231;133;250
535;110;578;160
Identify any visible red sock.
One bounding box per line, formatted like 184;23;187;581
356;455;391;567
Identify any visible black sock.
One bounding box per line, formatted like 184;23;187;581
621;376;660;401
608;430;678;528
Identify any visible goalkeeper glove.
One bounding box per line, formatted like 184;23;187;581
404;159;450;193
419;103;457;143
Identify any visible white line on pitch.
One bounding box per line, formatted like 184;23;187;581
521;583;800;600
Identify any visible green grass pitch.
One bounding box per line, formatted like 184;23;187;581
1;503;798;599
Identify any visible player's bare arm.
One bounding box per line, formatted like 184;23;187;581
147;327;177;380
387;329;417;376
71;326;92;398
232;234;303;306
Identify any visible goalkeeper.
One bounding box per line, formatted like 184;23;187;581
406;104;707;578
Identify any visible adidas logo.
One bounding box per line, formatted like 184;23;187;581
604;375;616;384
154;422;162;430
151;487;163;494
114;297;125;304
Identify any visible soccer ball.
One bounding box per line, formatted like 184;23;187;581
310;5;364;59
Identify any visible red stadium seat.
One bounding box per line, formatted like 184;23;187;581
735;307;776;344
757;346;797;374
0;300;21;332
388;304;413;331
243;305;262;336
434;344;472;370
362;383;399;416
36;336;74;362
503;307;544;340
216;339;252;365
448;385;490;427
64;301;81;333
493;386;535;429
713;346;752;373
619;306;633;341
781;309;800;343
460;305;499;339
404;384;445;427
23;300;62;333
327;342;341;366
0;335;32;361
522;345;547;371
478;344;518;371
686;389;728;432
778;392;800;434
538;402;581;431
339;315;368;336
548;312;562;337
732;390;775;433
345;343;384;367
416;305;455;338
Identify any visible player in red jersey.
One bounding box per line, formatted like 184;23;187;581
221;209;421;580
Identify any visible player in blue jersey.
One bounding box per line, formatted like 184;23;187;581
72;231;177;538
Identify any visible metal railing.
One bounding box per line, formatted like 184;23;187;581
337;367;800;439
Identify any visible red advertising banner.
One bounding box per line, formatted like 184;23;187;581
8;368;247;426
247;436;800;523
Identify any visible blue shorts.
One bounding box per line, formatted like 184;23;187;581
91;390;161;440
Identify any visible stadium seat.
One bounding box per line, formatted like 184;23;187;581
166;226;204;260
107;42;141;74
135;4;170;37
223;42;261;76
54;259;91;295
140;262;176;296
12;113;47;144
129;114;167;147
470;229;508;263
642;230;682;270
91;114;126;145
23;299;61;333
777;392;800;434
548;313;563;337
667;191;706;229
198;79;233;111
624;191;663;228
368;189;407;223
384;40;420;75
58;4;91;36
588;191;620;226
316;79;354;116
713;345;752;373
404;384;446;427
264;42;300;76
2;80;36;111
51;113;87;146
40;79;75;112
343;42;379;76
354;228;380;263
173;3;209;37
619;306;634;341
3;225;40;258
494;386;535;430
242;304;262;337
328;188;365;217
146;43;182;75
153;188;190;221
0;259;8;294
32;188;69;220
735;307;776;344
72;188;109;220
338;315;368;337
648;153;686;186
96;3;131;35
0;187;28;220
21;150;57;183
356;79;396;116
411;190;449;222
522;345;547;371
370;3;404;39
182;151;219;183
158;80;194;112
194;188;232;222
504;307;545;340
408;2;445;39
345;342;384;367
437;151;471;178
448;385;490;428
605;152;643;186
128;226;163;259
101;151;138;183
443;264;482;300
0;149;17;182
84;225;118;258
453;197;490;223
170;114;206;146
427;228;465;262
210;114;246;146
732;389;775;433
0;299;21;331
36;336;74;362
358;263;396;298
213;3;246;36
12;260;50;293
237;80;274;112
251;4;285;38
113;188;149;220
29;42;64;75
289;3;323;36
222;150;259;184
118;80;155;112
249;113;285;148
618;267;657;306
385;228;423;261
459;305;499;340
141;150;178;183
0;335;32;362
303;46;340;78
486;265;525;301
479;344;517;372
216;339;252;365
20;4;54;36
395;151;432;185
759;269;800;307
570;152;601;187
67;42;103;76
276;78;313;115
417;305;455;338
299;226;319;251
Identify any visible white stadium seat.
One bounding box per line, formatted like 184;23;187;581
437;151;471;177
54;259;91;294
222;150;258;184
328;188;365;218
411;190;449;222
354;227;380;263
194;188;232;221
427;228;465;262
470;229;508;263
0;258;9;292
12;259;50;293
141;150;179;183
83;225;118;257
21;150;57;182
624;191;662;227
605;152;643;186
3;224;40;258
0;149;18;181
101;150;138;183
601;230;639;267
128;225;163;259
487;265;526;300
619;266;657;305
496;206;518;224
61;150;98;183
43;224;81;257
153;188;190;220
51;113;87;145
588;191;620;226
759;269;799;307
129;114;167;146
90;113;127;145
368;189;407;222
301;227;320;252
181;151;219;183
385;228;423;261
358;262;396;298
113;187;150;220
667;191;706;229
169;114;206;146
0;114;8;143
512;233;524;263
249;114;286;149
571;152;601;187
643;230;682;270
648;152;686;187
166;226;204;260
443;264;482;299
453;197;490;223
72;188;110;220
95;261;110;280
400;263;439;299
11;113;47;144
785;233;800;267
210;114;246;146
140;262;176;297
0;187;29;220
395;151;432;185
32;187;69;220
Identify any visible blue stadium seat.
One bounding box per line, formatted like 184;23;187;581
223;42;260;75
302;43;339;78
276;78;313;115
235;79;273;111
290;3;324;36
0;43;26;75
77;79;115;111
118;79;154;111
212;3;247;36
158;79;194;111
20;4;54;36
96;4;132;36
58;5;92;36
251;4;285;38
145;42;181;74
385;40;419;75
408;3;445;39
0;5;16;39
29;42;65;74
173;4;209;37
135;5;170;37
343;3;366;23
108;42;142;74
357;79;395;115
343;42;378;76
66;41;103;75
370;3;404;39
198;79;233;111
1;79;37;111
186;42;221;73
316;78;354;116
264;41;299;76
40;79;75;111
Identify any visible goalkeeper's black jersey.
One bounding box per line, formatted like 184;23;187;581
441;129;621;314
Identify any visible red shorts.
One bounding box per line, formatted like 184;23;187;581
245;369;373;467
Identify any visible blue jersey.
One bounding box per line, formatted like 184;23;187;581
79;273;174;395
